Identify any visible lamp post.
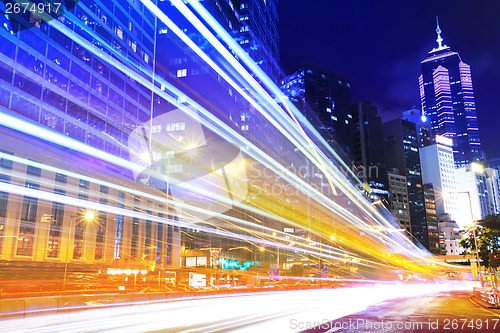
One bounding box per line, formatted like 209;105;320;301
63;211;95;290
272;232;279;275
458;191;484;288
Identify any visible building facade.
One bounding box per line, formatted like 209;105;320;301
419;19;483;167
237;0;280;83
402;108;433;149
423;184;440;255
438;213;463;256
352;101;386;185
383;119;429;249
0;0;187;282
387;170;411;235
485;167;500;215
419;135;460;221
280;64;354;155
455;163;491;227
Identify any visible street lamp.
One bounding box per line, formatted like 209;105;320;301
63;210;95;290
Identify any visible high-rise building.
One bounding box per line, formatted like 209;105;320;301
155;0;280;142
280;64;354;155
485;167;500;215
383;119;429;249
419;135;460;221
402;108;432;148
154;0;287;272
0;1;182;275
423;184;440;255
487;157;500;173
158;0;279;84
352;102;386;185
419;18;483;167
236;0;280;83
387;170;411;235
455;163;492;227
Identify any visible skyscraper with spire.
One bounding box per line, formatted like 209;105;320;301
419;18;483;168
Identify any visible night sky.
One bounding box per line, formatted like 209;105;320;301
279;0;500;159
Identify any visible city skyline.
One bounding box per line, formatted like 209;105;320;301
0;0;498;327
279;0;500;159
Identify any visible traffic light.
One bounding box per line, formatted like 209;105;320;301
489;253;499;269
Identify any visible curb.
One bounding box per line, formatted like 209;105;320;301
469;295;499;309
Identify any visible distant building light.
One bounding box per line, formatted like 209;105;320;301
435;135;453;147
471;163;484;174
421;115;427;122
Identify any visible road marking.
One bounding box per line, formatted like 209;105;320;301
468;296;500;317
325;327;341;333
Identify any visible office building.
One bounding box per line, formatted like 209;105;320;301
455;163;491;227
387;170;411;235
485;168;500;215
0;1;182;274
383;119;429;249
280;64;354;154
352;101;386;185
487;157;500;174
419;135;460;221
236;0;280;83
423;184;440;255
402;108;432;148
419;19;483;167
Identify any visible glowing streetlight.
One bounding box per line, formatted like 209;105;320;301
84;210;95;221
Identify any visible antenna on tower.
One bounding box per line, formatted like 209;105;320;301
435;16;445;50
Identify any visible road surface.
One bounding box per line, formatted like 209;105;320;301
0;283;478;332
302;290;500;333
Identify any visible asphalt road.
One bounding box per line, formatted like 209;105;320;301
302;290;500;333
0;284;478;332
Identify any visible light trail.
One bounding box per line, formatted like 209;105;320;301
0;0;467;286
0;148;457;274
0;283;474;332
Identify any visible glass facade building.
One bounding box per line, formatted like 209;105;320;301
383;119;429;250
280;64;354;156
0;0;182;281
419;21;483;167
352;101;386;185
0;0;442;296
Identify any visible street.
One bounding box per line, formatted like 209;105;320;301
303;290;500;333
0;283;475;332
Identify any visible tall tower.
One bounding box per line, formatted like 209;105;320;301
280;64;354;155
383;119;429;250
419;18;483;168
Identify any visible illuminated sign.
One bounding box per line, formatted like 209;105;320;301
471;163;484;174
435;135;453;147
217;258;260;271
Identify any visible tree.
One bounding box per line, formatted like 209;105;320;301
460;214;500;267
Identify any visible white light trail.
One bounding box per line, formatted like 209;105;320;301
0;283;472;332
